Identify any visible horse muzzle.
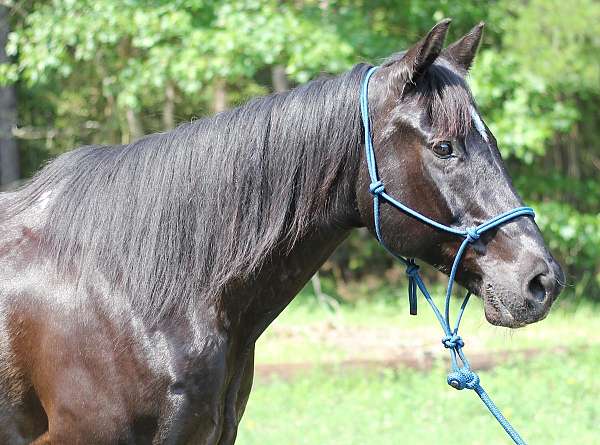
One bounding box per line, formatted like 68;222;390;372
482;254;564;328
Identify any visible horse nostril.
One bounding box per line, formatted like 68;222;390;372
527;273;547;303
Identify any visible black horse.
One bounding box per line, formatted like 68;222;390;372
0;20;563;444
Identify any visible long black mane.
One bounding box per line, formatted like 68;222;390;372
5;65;368;320
3;58;475;321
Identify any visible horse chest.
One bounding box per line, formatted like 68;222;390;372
137;324;238;442
140;322;229;398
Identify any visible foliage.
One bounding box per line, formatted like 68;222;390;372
470;50;579;163
501;0;600;93
2;0;599;297
534;201;600;288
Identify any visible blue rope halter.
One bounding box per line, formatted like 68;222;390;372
360;66;531;445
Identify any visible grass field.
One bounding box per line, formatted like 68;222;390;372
237;288;600;444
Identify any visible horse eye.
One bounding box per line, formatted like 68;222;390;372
432;141;453;158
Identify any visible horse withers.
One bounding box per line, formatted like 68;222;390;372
0;20;563;444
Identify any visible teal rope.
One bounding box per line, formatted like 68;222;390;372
360;66;530;445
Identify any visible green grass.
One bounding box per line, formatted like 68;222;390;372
255;287;600;365
238;347;600;444
237;289;600;444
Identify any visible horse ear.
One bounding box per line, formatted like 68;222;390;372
387;19;451;85
443;22;485;72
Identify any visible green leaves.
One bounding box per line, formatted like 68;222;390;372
534;201;600;287
6;1;361;116
501;0;600;93
471;50;579;163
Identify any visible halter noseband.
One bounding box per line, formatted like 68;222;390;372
360;66;530;445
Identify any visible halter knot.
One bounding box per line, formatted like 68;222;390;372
466;228;480;243
405;262;420;277
442;333;464;349
369;180;385;195
447;368;480;390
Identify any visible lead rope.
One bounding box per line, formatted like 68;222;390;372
360;66;529;445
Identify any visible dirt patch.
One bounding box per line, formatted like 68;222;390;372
255;346;572;381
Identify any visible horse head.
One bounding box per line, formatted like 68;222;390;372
356;20;564;328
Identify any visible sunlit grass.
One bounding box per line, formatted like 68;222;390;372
239;287;599;444
239;347;600;445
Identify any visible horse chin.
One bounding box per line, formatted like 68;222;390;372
481;282;548;328
482;294;524;328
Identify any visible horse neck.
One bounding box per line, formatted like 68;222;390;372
219;146;362;343
224;224;354;346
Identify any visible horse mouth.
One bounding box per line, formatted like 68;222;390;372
482;283;545;328
482;285;522;328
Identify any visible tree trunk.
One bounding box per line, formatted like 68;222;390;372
566;126;580;179
271;65;289;93
125;108;143;143
163;81;175;130
212;79;228;113
0;5;19;187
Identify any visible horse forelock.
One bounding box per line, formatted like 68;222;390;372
382;51;476;140
417;60;475;140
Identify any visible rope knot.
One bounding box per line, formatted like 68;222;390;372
369;180;385;195
405;262;420;278
466;228;480;243
447;368;480;390
442;334;464;349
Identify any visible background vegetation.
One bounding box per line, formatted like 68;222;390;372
1;0;598;301
236;289;599;444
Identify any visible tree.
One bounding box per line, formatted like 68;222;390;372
0;5;19;187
